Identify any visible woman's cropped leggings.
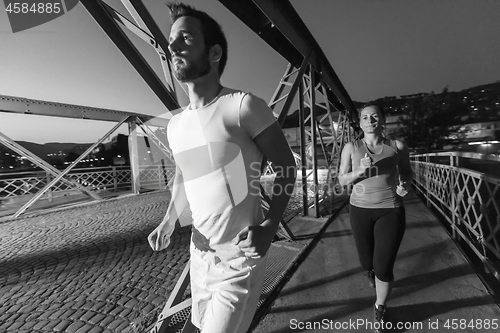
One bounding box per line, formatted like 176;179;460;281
349;205;406;282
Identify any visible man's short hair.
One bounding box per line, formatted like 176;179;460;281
166;1;228;76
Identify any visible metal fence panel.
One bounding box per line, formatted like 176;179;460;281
411;152;500;279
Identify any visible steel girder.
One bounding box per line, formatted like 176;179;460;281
0;94;167;126
262;55;311;239
267;61;353;218
80;0;180;113
148;264;196;333
218;0;361;219
0;94;170;219
218;0;359;125
0;92;170;218
303;67;320;217
119;0;178;98
78;0;360;219
1;0;182;218
11;116;130;218
81;0;183;197
0;131;102;201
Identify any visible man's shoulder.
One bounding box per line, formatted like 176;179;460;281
213;88;247;111
220;87;247;100
218;88;271;117
168;112;181;123
167;112;182;132
220;88;266;105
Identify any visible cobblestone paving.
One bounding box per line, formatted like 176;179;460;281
0;191;191;333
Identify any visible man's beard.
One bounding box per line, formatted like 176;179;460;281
173;53;211;82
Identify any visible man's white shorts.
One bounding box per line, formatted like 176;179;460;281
189;244;268;333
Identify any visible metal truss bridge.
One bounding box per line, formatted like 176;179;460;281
1;1;499;333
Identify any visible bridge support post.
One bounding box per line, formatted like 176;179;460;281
305;67;320;217
128;119;141;194
298;77;308;216
113;166;118;192
450;152;457;240
45;172;53;203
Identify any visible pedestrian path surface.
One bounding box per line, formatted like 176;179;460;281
1;190;499;333
0;191;189;333
0;189;332;333
253;192;500;333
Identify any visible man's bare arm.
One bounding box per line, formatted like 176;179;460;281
148;165;188;251
235;121;297;257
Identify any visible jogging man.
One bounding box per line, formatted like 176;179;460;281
148;3;296;332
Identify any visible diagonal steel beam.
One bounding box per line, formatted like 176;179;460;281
120;0;171;62
258;55;311;240
275;52;312;127
219;0;358;124
0;94;166;126
120;0;178;97
101;1;153;45
80;0;180;112
252;0;356;118
268;63;295;112
149;262;191;333
0;132;101;202
13;116;130;218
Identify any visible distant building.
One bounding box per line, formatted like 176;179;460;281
0;149;20;171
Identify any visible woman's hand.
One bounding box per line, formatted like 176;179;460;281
396;181;409;197
360;153;372;170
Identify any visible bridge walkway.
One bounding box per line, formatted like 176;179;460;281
253;192;500;333
0;190;499;333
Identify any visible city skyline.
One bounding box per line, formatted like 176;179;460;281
1;0;499;144
2;80;499;172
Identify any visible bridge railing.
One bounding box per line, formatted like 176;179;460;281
410;151;500;281
0;165;176;208
1;162;331;219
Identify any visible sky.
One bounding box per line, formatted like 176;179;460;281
0;0;499;144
